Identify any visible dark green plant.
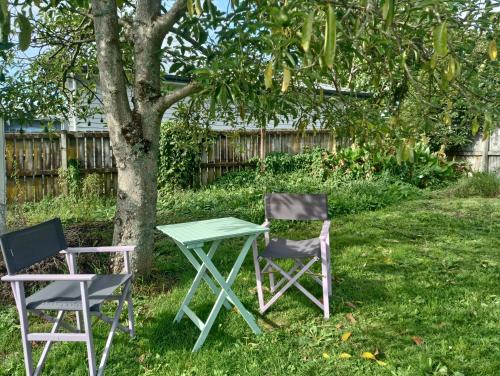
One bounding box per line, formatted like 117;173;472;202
158;121;213;189
450;172;500;198
57;159;81;199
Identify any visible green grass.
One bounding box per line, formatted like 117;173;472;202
1;196;499;375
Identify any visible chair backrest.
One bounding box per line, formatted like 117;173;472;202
0;218;67;275
264;193;328;221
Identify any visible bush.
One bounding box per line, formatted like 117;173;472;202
449;172;500;198
326;143;465;188
177;169;422;219
158;121;213;189
259;143;465;189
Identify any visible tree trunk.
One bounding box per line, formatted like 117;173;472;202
0;117;6;235
92;0;198;274
111;114;161;274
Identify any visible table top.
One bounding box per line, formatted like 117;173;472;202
157;217;268;247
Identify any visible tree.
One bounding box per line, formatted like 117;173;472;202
0;0;497;274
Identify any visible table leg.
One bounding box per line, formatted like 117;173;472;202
191;234;261;351
174;240;231;323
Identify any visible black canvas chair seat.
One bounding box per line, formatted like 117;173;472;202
261;237;321;259
26;274;132;311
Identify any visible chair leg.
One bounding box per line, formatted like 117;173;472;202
252;240;265;312
268;261;276;293
80;282;97;376
327;255;333;297
13;282;34;376
320;242;330;319
76;311;82;332
127;290;135;338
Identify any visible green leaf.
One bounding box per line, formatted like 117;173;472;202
382;0;394;28
301;11;314;53
433;22;448;57
281;66;291;93
483;112;492;140
116;0;125;8
187;0;194;16
323;4;337;69
17;14;32;51
445;55;456;81
0;15;9;44
471;116;479;136
488;39;497;61
169;62;183;73
0;0;7;23
194;0;203;16
264;61;273;89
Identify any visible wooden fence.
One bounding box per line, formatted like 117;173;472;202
5;131;116;202
451;129;500;175
5;129;337;203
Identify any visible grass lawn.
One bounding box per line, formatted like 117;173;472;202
1;197;499;375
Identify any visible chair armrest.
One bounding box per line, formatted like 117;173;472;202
62;246;136;254
320;220;331;240
2;274;96;282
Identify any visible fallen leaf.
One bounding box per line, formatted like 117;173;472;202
412;336;424;346
346;313;357;324
335;323;344;330
376;360;387;366
339;353;352;359
322;352;330;359
361;352;376;360
346;301;357;309
341;331;352;342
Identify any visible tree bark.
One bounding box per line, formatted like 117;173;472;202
0;117;6;235
91;0;199;274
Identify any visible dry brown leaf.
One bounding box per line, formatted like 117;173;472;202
341;331;352;342
412;336;424;346
345;313;357;324
345;301;357;309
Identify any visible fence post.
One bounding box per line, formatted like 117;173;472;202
480;135;490;173
60;130;68;170
0;117;6;234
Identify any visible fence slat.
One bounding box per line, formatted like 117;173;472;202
5;129;339;202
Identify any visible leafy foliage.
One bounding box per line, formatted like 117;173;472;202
158;120;213;189
252;143;464;189
447;172;500;198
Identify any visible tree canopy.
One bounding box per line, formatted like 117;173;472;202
1;1;497;149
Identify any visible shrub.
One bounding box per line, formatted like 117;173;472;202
259;143;465;189
449;172;500;198
158;121;213;189
57;158;81;198
82;173;104;199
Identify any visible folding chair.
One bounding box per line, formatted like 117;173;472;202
0;218;135;376
252;193;332;319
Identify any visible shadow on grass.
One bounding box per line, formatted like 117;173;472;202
142;305;239;352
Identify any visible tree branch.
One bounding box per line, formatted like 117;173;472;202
154;81;202;116
153;0;187;39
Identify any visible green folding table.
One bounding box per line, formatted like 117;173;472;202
157;217;268;351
